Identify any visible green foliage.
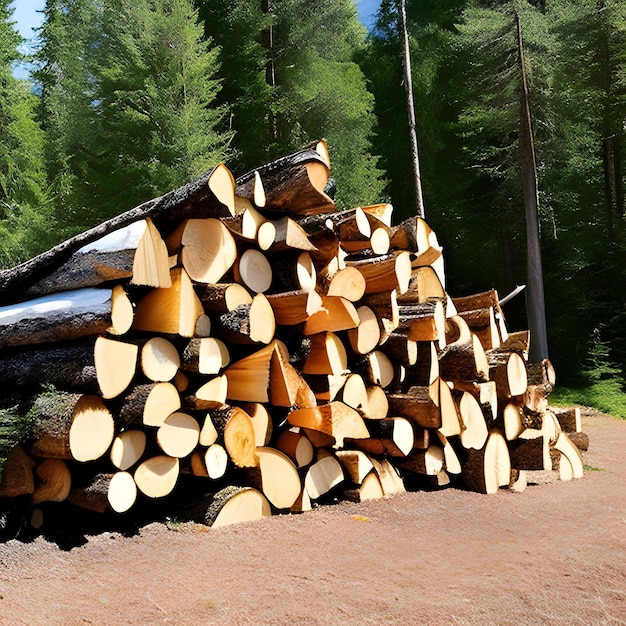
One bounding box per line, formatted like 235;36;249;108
551;380;626;419
0;405;35;479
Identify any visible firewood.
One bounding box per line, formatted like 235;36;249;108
370;457;405;495
200;444;229;479
444;314;472;346
451;380;498;423
455;391;489;450
0;163;236;302
134;455;180;498
508;469;527;492
398;300;446;348
335;450;375;485
552;432;584;479
346;306;381;355
342;471;385;502
133;268;204;337
269;346;316;408
304;454;344;500
94;336;138;400
235;142;334;216
302;332;347;376
501;330;530;356
198;413;218;447
324;266;366;302
266;289;322;325
194;282;252;315
438;379;462;437
387;385;441;428
0;287;133;349
509;433;550;470
209;405;257;468
487;350;528;398
549;406;581;433
30;391;114;462
339;374;369;413
395;445;444;476
238;402;272;447
224;342;276;403
67;395;116;462
356;351;395;388
501;402;524;440
233;249;272;294
389;215;435;253
452;289;503;314
287;402;369;448
69;471;137;514
379;332;417;367
461;430;511;494
306;373;348;403
31;459;71;504
351;417;414;457
438;334;489;382
186;375;228;410
0;445;34;497
275;429;314;468
130;218;172;288
0;340;99;393
396;266;445;304
403;341;439;388
302;295;360;335
270;251;317;294
181;338;230;375
141;337;181;382
185;485;272;528
115;382;181;428
156;412;200;458
438;433;462;474
247;447;301;509
265;217;318;253
110;430;146;471
345;251;412;295
458;307;501;350
217;293;276;345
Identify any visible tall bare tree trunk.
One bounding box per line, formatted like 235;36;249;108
515;9;549;363
261;0;277;142
397;0;425;219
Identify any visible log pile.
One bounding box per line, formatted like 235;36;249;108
0;141;587;532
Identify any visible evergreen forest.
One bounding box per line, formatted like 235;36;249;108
0;0;624;407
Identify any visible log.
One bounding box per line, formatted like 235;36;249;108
552;432;584;479
304;455;344;500
181;338;230;375
438;334;489;382
0;163;235;302
265;217;318;253
395;445;444;476
115;382;181;428
269;346;316;408
266;289;322;325
339;374;369;414
461;430;511;494
345;251;412;295
302;332;348;376
224;342;276;403
271;251;317;293
302;295;360;335
141;337;181;382
549;406;581;433
185;485;271;528
350;417;414;457
346;306;381;355
209;405;257;468
194;282;252;314
335;450;374;485
387;386;441;429
456;391;489;450
380;332;418;368
134;455;180;498
32;459;71;504
131;218;172;288
287;402;369;448
355;351;395;388
30;391;114;462
110;430;146;471
239;402;273;447
370;458;405;496
396;266;445;304
235;142;335;216
438;379;462;437
0;286;133;349
247;447;301;509
398;300;446;348
276;429;315;468
364;385;389;420
0;445;34;497
234;249;272;293
487;350;528;398
458;307;501;351
325;266;366;302
501;402;525;440
509;434;550;471
186;375;228;410
156;412;200;458
0;340;99;393
342;471;384;502
69;471;137;514
217;294;276;345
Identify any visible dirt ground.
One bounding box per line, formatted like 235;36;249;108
0;408;624;626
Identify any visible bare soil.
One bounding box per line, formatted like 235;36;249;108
0;408;625;626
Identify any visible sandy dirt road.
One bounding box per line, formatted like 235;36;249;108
0;409;624;626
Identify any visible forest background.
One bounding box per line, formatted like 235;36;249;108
0;0;624;412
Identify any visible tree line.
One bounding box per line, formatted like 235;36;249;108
0;0;624;385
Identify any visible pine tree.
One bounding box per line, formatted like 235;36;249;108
0;0;52;267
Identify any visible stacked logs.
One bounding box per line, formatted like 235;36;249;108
0;141;586;530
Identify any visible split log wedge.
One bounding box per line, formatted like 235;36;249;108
439;334;489;382
186;375;228;410
350;417;414;457
370;458;405;496
395;445;445;476
131;218;172;288
182;338;229;375
343;472;384;502
325;266;366;302
302;332;348;376
0;445;34;497
270;346;316;408
209;405;257;468
461;430;511;494
553;432;584;479
487;350;528;398
32;459;71;504
195;283;252;314
239;402;273;447
94;336;138;400
396;266;445;304
302;295;359;335
346;251;412;295
387;386;441;429
304;454;344;500
224;342;276;403
110;430;147;471
335;450;374;485
456;391;489;450
266;289;322;325
287;402;369;448
276;430;315;468
141;337;180;382
217;293;275;345
115;382;181;428
247;447;301;509
347;306;381;355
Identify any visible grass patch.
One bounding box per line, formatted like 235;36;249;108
550;378;626;419
583;464;605;472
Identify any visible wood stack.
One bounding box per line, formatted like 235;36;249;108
0;141;587;532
